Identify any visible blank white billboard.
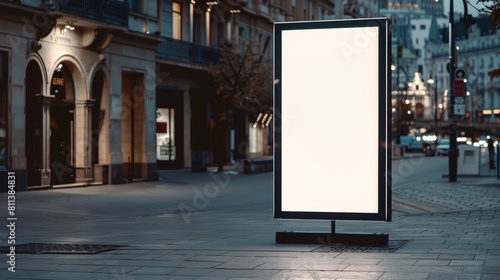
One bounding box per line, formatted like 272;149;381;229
274;19;391;221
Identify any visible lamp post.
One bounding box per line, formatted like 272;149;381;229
434;0;475;181
448;0;458;182
396;43;403;144
392;62;409;143
428;75;438;155
391;64;401;144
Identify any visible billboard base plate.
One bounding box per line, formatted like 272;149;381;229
277;221;388;246
276;231;389;246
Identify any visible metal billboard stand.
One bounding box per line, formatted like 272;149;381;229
273;18;392;247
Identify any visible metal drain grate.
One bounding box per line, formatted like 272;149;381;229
313;240;410;253
0;243;127;254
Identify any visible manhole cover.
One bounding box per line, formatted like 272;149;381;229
0;243;127;254
313;240;410;253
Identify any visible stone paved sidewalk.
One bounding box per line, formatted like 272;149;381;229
0;171;499;280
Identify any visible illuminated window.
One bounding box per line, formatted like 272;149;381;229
173;2;182;40
249;124;259;154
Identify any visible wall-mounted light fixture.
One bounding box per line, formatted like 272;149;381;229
206;1;217;11
252;113;273;127
230;9;241;13
64;21;75;30
60;21;75;33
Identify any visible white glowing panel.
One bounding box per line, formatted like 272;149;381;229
274;19;391;221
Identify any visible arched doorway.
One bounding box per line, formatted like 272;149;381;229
49;63;76;185
25;60;44;187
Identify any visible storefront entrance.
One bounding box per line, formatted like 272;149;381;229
50;102;75;185
49;63;76;185
157;87;184;169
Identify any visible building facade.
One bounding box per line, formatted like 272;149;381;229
1;0;162;191
1;0;337;191
154;0;335;172
425;15;500;125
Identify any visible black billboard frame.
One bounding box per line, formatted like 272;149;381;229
273;18;392;228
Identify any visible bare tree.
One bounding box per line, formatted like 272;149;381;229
210;38;273;172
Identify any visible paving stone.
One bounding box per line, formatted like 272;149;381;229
204;268;279;278
379;272;430;280
414;259;451;266
449;259;484;266
128;266;178;275
426;272;481;280
214;262;261;269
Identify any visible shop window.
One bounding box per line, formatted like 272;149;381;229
0;51;7;170
249;124;259;154
156;108;176;161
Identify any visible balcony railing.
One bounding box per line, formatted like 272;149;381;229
157;37;219;66
57;0;128;28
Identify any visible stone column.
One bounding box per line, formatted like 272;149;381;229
74;99;95;184
38;94;54;187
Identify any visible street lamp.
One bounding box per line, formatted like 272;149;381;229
391;63;409;144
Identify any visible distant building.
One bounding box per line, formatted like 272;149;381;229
368;1;499;131
425;15;500;124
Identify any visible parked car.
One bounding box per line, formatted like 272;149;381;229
398;136;424;153
398;136;413;147
437;139;450;156
407;137;424;152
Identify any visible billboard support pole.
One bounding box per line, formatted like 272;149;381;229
276;221;389;246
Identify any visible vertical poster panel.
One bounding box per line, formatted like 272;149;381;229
274;18;391;221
